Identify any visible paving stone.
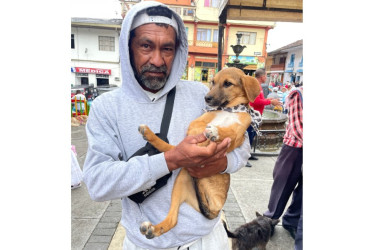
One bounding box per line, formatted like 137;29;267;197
83;242;110;250
88;235;113;243
92;228;117;236
95;222;119;229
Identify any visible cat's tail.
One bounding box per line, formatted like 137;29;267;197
222;220;237;238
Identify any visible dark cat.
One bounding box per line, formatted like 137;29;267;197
223;212;280;250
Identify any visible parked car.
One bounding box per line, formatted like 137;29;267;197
71;84;98;100
96;85;119;95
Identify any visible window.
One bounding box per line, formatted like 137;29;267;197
204;0;219;7
71;34;75;49
279;57;286;64
99;36;115;51
183;8;195;16
213;29;218;42
197;29;211;42
239;32;257;45
288;54;295;67
169;7;181;15
202;62;216;68
195;61;217;68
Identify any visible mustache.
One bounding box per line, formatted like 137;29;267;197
140;64;167;74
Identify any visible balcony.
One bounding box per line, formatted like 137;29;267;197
188;40;218;54
270;63;285;71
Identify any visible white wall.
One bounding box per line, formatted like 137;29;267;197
71;26;122;87
283;47;303;84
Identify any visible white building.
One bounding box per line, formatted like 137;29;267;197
283;40;303;84
71;18;123;87
267;39;303;85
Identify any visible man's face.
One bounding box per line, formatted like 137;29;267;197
130;23;176;92
260;75;267;84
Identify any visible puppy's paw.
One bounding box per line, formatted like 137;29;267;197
205;125;219;142
138;124;149;140
140;221;155;239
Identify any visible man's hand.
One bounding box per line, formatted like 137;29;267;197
270;98;282;107
164;133;231;177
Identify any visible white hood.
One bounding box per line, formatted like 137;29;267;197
119;1;189;102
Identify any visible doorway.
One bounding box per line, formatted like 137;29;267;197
97;78;109;86
201;69;208;82
81;77;88;85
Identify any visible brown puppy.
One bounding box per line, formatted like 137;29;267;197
223;212;280;250
138;67;261;239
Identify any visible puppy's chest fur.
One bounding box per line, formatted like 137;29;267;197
207;111;243;128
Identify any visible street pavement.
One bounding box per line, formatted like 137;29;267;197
72;125;295;250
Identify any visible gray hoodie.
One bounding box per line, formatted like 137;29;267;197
83;1;250;248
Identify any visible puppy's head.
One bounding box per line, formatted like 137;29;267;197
205;67;261;108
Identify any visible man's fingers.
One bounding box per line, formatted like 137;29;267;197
189;133;208;144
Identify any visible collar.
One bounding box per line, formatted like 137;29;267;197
203;104;263;135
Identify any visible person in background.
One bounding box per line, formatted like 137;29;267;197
71;145;83;189
83;2;250;249
261;81;270;98
280;87;290;114
263;86;303;249
71;89;86;113
265;87;280;111
246;68;282;167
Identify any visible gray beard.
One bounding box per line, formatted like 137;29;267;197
137;64;168;91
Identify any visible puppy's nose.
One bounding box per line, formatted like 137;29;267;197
205;95;213;103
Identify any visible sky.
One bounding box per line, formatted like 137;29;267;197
71;0;303;52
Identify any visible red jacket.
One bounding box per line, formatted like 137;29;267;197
249;85;271;115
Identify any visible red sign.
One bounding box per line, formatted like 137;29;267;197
74;67;111;75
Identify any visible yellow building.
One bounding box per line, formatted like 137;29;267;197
120;0;275;82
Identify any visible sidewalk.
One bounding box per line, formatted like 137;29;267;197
72;125;295;250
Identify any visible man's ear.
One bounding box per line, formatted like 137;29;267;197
241;75;261;102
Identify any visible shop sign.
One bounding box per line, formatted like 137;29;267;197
73;67;111;75
228;56;258;64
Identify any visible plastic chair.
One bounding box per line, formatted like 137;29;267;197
71;96;88;117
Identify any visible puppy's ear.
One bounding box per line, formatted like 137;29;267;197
241;75;261;102
272;219;280;226
255;211;262;217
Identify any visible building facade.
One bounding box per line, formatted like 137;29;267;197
71;18;122;87
266;39;303;85
119;0;275;84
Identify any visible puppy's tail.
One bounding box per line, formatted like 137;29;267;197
222;220;237;238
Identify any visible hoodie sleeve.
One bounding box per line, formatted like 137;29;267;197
222;132;251;174
83;101;171;202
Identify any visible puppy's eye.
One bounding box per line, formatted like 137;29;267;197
210;81;215;86
223;81;233;88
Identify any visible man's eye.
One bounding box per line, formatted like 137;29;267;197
223;81;233;88
141;44;150;49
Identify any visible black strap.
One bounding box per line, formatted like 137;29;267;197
160;86;176;136
127;87;176;204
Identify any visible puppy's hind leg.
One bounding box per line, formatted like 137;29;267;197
138;124;175;152
140;169;199;239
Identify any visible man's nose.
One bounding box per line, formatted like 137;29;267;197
149;50;164;67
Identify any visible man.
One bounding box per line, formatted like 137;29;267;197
261;81;269;98
246;68;281;167
263;87;303;249
83;2;250;249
